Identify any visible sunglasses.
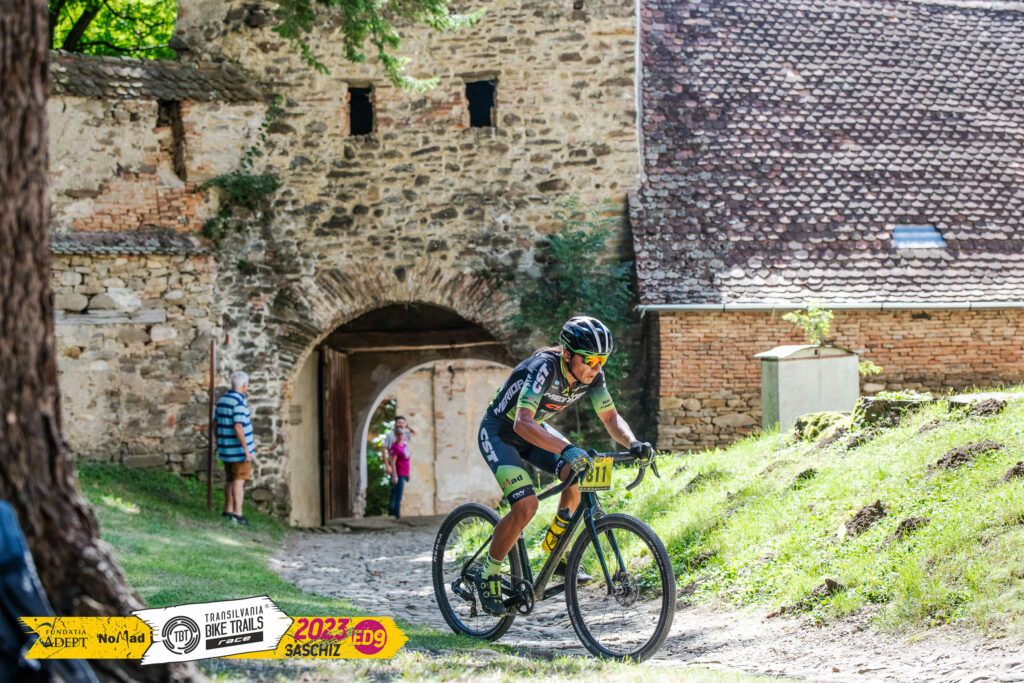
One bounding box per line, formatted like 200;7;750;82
575;352;609;368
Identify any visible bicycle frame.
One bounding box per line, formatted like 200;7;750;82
461;451;636;609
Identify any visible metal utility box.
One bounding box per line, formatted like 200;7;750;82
754;344;859;432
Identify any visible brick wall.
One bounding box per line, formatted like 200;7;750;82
655;309;1024;450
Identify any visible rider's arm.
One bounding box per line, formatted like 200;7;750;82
511;356;570;452
597;408;638;448
590;380;636;448
513;407;572;453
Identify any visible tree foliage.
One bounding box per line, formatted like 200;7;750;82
782;300;834;346
506;197;639;444
49;0;176;58
49;0;481;91
273;0;483;90
365;398;397;516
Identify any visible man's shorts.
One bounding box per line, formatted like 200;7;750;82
478;414;566;504
223;459;252;481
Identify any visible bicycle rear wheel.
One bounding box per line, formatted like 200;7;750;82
564;513;675;661
431;503;520;640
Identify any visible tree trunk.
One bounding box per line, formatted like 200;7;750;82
60;1;99;52
0;2;196;681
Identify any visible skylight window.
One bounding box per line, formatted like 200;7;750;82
892;225;946;249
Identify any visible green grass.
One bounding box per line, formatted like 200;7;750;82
77;462;765;681
519;386;1024;636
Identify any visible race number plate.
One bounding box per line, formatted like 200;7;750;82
579;457;614;492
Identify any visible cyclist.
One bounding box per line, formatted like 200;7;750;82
475;316;653;616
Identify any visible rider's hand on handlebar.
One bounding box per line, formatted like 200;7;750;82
629;441;654;465
561;444;595;473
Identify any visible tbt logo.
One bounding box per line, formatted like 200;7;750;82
162;616;200;655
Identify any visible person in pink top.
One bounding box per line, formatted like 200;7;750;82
387;430;411;519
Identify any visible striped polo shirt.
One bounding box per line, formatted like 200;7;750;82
215;390;254;462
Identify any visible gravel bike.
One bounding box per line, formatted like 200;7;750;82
431;450;675;662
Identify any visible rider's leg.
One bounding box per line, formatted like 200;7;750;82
556;462;580;511
489;494;538;567
477;495;537;617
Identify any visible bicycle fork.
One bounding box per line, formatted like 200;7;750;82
580;493;627;596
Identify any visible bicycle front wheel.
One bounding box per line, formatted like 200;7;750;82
431;503;520;641
564;513;675;661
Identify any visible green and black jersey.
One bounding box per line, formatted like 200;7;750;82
486;350;615;430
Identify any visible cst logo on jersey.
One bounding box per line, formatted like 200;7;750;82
531;364;550;394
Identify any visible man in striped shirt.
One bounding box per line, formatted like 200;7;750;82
216;371;255;526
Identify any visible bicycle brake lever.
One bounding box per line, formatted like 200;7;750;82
625;463;646;491
651;460;661;479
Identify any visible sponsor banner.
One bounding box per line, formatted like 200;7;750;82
229;617;406;660
21;604;406;663
21;616;150;660
133;596;291;664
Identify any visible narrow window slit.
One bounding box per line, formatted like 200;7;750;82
157;100;186;181
349;87;374;136
466;80;496;128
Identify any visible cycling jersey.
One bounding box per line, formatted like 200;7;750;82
486;350;614;430
479;350;616;503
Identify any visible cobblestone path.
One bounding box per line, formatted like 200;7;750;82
271;523;1024;682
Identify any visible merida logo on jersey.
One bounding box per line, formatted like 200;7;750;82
495;379;524;413
532;364;551;393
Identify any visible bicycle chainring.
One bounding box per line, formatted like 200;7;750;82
507;575;535;615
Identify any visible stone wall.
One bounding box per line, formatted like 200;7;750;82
52;253;217;468
48;0;639;522
655;308;1024;450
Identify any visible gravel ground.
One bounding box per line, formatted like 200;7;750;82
271;523;1024;682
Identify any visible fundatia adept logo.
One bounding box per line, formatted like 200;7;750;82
161;616;200;655
134;596;291;664
33;620;88;649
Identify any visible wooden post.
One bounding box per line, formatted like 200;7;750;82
207;338;216;510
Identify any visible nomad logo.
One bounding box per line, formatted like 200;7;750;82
504;473;524;489
162;616;200;655
96;630;146;645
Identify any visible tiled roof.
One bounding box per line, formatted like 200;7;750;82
50;231;205;255
633;0;1024;305
49;50;260;102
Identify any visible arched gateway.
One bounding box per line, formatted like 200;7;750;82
281;286;516;526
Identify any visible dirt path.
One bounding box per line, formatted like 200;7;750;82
271;523;1024;682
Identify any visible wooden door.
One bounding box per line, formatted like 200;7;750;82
321;346;354;520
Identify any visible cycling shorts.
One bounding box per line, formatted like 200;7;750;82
477;414;567;504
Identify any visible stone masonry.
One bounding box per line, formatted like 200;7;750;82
48;0;640;521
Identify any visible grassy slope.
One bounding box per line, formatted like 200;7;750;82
77;463;761;681
524;387;1024;635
